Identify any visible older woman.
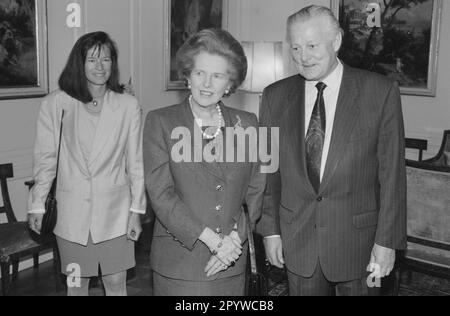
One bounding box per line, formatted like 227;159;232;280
144;28;266;296
28;31;146;296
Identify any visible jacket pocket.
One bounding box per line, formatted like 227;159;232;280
353;211;378;229
104;183;129;193
279;203;295;224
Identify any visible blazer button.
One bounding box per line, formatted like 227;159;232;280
215;228;223;234
216;185;224;192
317;196;323;202
215;205;223;212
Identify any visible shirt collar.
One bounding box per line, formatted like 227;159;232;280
305;59;344;94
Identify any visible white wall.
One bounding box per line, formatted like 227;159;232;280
402;0;450;158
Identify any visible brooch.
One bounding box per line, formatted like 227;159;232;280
233;115;243;130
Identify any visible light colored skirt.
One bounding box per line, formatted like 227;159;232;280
56;234;135;277
153;271;245;296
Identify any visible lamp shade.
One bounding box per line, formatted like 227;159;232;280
240;41;284;93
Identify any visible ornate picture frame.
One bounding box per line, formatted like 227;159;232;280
331;0;442;96
0;0;48;100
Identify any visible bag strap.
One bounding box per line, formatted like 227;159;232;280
243;204;258;275
54;110;65;188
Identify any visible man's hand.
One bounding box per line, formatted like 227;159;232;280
28;213;43;234
263;236;285;268
127;213;142;241
367;243;395;278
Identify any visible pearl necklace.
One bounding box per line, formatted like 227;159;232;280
189;95;223;140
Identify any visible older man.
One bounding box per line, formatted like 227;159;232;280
258;5;406;296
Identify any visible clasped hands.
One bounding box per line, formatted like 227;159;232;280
201;229;242;278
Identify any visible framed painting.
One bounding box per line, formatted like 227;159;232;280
0;0;48;100
331;0;442;96
164;0;229;90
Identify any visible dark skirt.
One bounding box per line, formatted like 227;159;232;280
56;234;135;277
153;271;245;296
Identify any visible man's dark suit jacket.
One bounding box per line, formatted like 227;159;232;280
258;65;407;282
144;99;265;282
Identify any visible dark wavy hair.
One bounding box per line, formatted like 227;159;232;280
58;31;124;103
176;28;247;96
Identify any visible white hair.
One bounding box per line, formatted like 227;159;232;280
286;5;343;43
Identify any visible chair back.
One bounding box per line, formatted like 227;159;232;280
0;163;17;223
422;130;450;167
405;138;428;162
442;130;450;165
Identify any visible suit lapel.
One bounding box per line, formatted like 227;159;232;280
88;92;120;168
217;104;237;177
283;77;316;195
320;66;360;192
61;100;89;177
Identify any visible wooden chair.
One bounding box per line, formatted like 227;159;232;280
405;138;428;162
394;132;450;294
0;163;58;295
423;130;450;167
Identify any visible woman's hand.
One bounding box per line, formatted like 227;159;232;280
205;255;229;277
28;213;44;235
200;228;243;266
229;229;242;245
204;232;243;277
214;235;242;266
127;213;142;242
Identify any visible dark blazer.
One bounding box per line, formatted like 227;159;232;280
144;98;265;282
258;65;407;282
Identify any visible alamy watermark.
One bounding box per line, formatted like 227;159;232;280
366;263;382;289
66;263;81;288
170;120;280;174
